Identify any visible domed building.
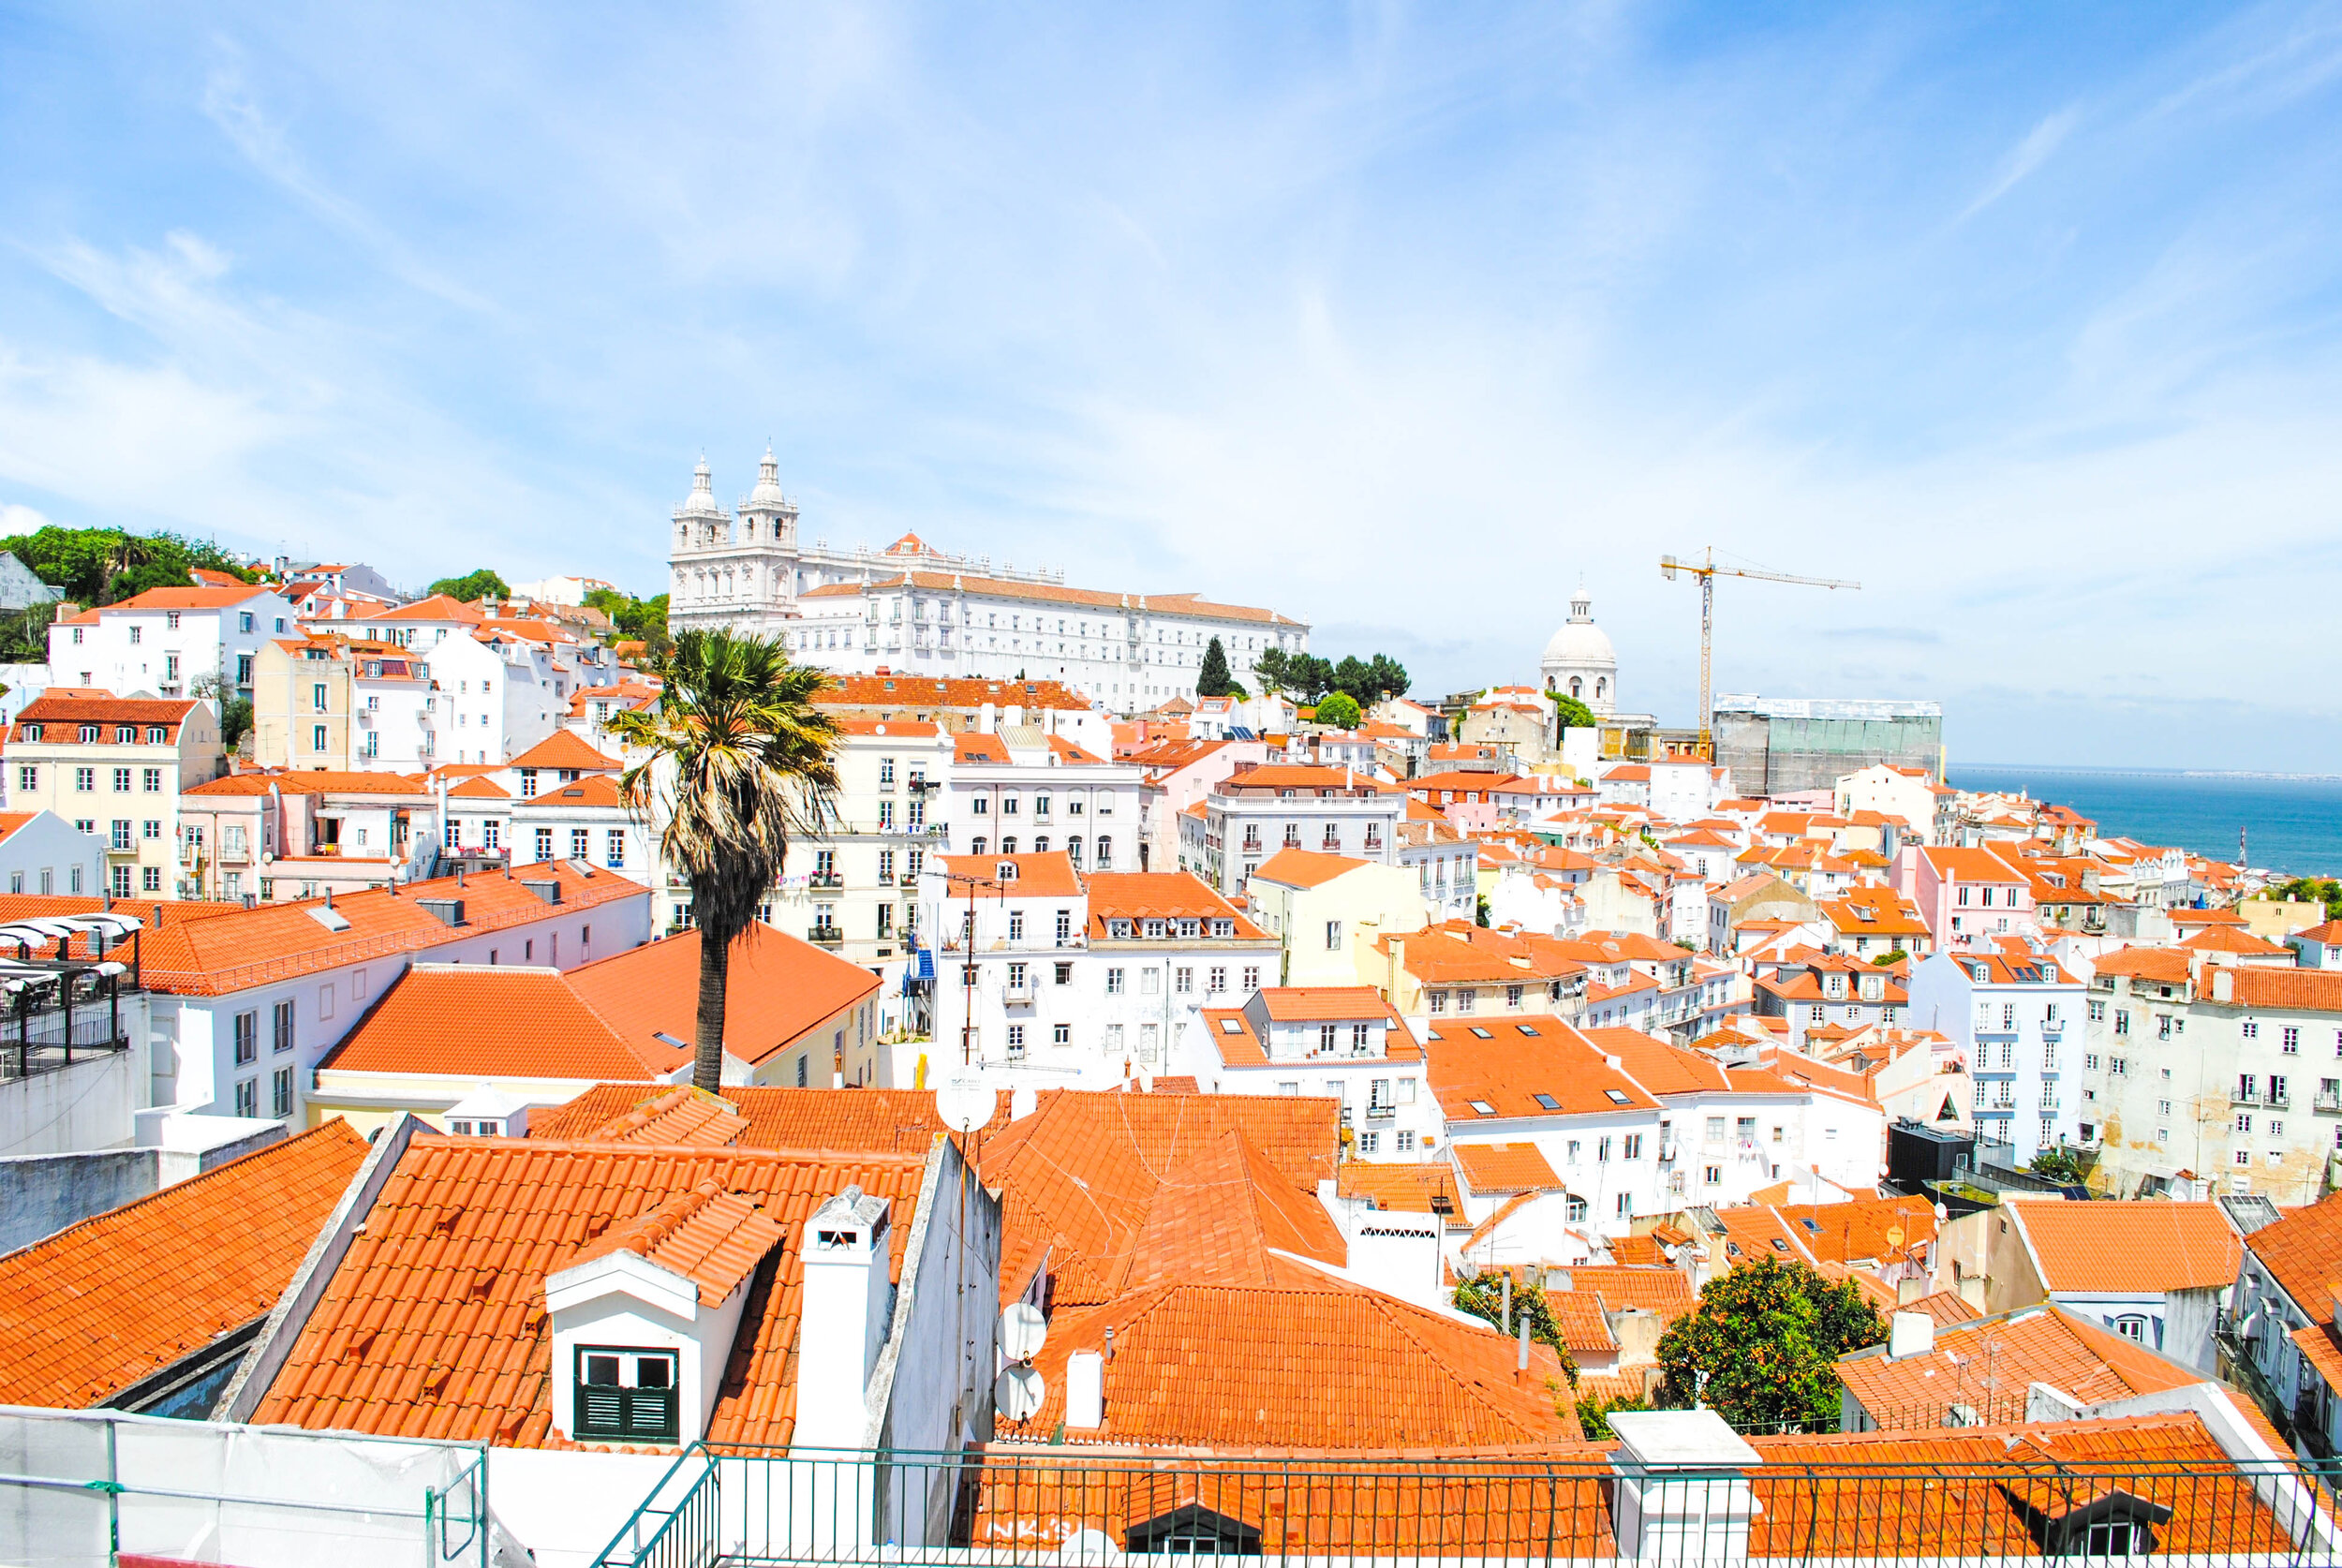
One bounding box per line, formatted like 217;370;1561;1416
1540;588;1618;716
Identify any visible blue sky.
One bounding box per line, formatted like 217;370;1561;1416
4;3;2342;768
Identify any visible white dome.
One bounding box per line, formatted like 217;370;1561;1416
748;447;787;510
1539;588;1618;716
1541;619;1615;669
677;458;722;517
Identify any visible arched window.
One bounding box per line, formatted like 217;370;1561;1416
1096;836;1113;869
1566;1195;1589;1221
1595;678;1607;699
2112;1314;2150;1343
1569;677;1582;698
1067;837;1084;865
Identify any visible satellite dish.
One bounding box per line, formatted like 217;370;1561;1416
1058;1527;1118;1563
1001;1301;1047;1361
995;1362;1045;1423
935;1073;999;1134
1886;1224;1906;1250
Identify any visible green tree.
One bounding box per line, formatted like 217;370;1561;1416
1576;1391;1650;1441
1311;690;1361;729
1655;1257;1886;1430
427;568;511;603
584;587;672;654
1475;894;1491;927
1196;636;1238;698
1364;652;1410;703
1452;1270;1579;1386
0;601;57;662
0;525;248;606
2273;879;2342;920
610;630;841;1092
1549;691;1597;732
2031;1148;2085;1185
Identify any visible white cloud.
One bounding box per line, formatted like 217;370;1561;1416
1959;105;2081;220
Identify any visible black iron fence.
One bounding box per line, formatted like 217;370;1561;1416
590;1442;2342;1567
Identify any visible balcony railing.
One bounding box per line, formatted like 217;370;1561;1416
808;926;845;946
587;1442;2342;1568
2317;1088;2342;1114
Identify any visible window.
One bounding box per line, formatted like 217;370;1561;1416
1242;965;1259;991
1429;990;1448;1014
1704;1164;1723;1186
2115;1010;2130;1035
1176;967;1193;995
13;765;31;792
1325;919;1341;951
2244;1020;2259;1039
112;767;132;792
311;725;327;752
109;819;131;849
1356;1131;1380;1154
606;829;626;867
1623;1133;1644;1160
1353;1023;1371;1052
273;999;296;1053
109;865;131;897
575;1348;679;1442
2285;1027;2302;1054
234;1011;258;1065
1006;1025;1027;1059
141;865;160;893
1106;968;1125;995
272;1067;294;1118
73;766;94;792
234;1078;259;1117
1616;1193;1634;1219
1566;1195;1589;1221
1208;965;1226;992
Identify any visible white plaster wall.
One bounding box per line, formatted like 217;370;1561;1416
489;1447;684;1568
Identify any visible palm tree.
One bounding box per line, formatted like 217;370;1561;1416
612;629;840;1092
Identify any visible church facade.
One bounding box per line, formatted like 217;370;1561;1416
666;452;1310;714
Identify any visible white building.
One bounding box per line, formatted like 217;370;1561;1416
1538;587;1619;716
663;452;1309;713
920;854;1280;1089
48;584;299;703
4;694;226;897
1187;987;1439;1160
1184;763;1404;896
941;729;1144;874
335;597;615;765
1905;947;2086;1163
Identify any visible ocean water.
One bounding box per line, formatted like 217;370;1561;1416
1949;766;2342;880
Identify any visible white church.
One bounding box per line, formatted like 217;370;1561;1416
666;452;1310;713
1540;586;1619;714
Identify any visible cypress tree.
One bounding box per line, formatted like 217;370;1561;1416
1197;636;1236;697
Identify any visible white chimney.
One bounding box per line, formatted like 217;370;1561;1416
981;702;997;733
1065;1348;1104;1429
793;1188;894;1450
1608;1410;1762;1563
1888;1310;1934;1360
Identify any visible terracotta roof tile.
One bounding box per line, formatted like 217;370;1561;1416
530;1084;975;1152
2008;1198;2241;1294
320;964;681;1080
571;1179;787;1305
1423;1017;1659;1119
1558;1265;1694;1319
249;1138;928;1448
1449;1142;1564;1192
1249;848;1371;888
1837;1305;2219;1430
2238;1190;2342;1312
1334;1161;1460;1216
2225;967;2342;1014
0;1123;368;1409
508;731;623;771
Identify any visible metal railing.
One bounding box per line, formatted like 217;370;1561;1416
588;1442;2342;1567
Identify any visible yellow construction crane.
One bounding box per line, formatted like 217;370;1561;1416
1660;548;1860;753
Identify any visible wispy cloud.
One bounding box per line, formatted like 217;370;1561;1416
2;4;2341;767
1959;105;2081;220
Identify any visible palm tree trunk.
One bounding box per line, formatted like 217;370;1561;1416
693;923;731;1092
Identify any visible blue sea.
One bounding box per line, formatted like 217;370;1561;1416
1949;766;2342;880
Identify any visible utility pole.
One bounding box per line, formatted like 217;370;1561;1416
941;865;1006;1067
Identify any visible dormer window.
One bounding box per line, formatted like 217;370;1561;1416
575;1347;679;1442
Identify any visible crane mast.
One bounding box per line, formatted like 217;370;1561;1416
1659;548;1860;757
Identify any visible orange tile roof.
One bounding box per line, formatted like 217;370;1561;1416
445;775;511;799
816;673;1092;712
1086;871;1267;938
1249;848;1371;888
2235;1190;2342;1311
1334;1161;1460;1216
570;1178;786;1305
366;593;484;623
513;774;625;809
2224;967;2342;1014
564;925;881;1069
935;851;1085;898
1605;1233;1665;1266
2007;1198;2241;1294
251;1138;929;1447
1744;1416;2298;1557
1422;1017;1659;1118
1545;1290;1617;1354
1001;1275;1578;1449
321;964;681;1080
1901;1288;1984;1328
1120;1133;1347;1289
0;1123;368;1409
552;1085;749;1146
106;585;276;610
1772;1195;1939;1265
530;1083;985;1151
1836;1305;2218;1430
1254;986;1400;1023
1449;1142;1564;1192
185;768;432;797
976;1092;1341;1308
507;731;622;771
1558;1265;1694;1319
8;694;202;739
133;861;646;997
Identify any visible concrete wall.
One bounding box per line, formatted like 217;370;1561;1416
0;1112;287;1253
0;1046;139;1161
488;1447;683;1568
